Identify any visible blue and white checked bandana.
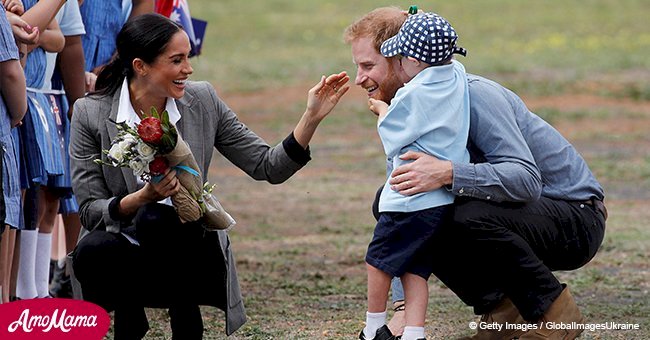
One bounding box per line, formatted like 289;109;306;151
380;12;467;65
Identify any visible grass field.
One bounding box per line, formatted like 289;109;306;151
139;1;649;339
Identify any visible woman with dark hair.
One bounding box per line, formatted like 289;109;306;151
69;13;349;339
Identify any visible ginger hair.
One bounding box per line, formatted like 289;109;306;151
343;7;408;53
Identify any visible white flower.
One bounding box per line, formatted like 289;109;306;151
135;141;155;162
122;133;137;145
117;140;134;155
108;143;125;164
129;159;148;177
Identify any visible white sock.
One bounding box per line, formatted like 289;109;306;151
16;230;38;299
35;232;53;297
363;310;387;339
402;326;425;340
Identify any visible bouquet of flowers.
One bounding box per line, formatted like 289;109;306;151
95;107;236;231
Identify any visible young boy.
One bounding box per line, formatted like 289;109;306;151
361;12;469;340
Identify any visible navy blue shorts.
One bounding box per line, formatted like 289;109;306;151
366;205;451;279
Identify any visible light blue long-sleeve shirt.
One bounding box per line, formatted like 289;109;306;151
378;60;470;212
451;74;604;202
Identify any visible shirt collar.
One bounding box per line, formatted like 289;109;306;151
116;78;182;126
410;60;464;85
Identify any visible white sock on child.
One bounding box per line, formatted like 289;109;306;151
35;232;53;298
363;310;387;339
16;230;38;299
402;326;425;340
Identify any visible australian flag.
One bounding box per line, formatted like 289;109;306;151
155;0;207;56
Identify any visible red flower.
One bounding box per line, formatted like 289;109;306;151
138;117;164;144
149;156;169;175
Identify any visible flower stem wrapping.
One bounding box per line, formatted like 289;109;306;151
164;131;235;230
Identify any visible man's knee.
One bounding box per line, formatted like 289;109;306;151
452;199;495;229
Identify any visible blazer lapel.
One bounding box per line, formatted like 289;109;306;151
107;84;138;193
175;89;206;174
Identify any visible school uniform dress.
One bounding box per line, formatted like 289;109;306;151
0;7;21;229
19;0;66;194
79;0;123;71
43;0;86;214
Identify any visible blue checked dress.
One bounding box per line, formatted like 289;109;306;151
19;0;66;188
80;0;123;71
49;72;78;214
0;7;22;228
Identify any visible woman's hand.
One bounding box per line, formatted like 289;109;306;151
305;71;350;122
294;71;350;148
117;169;181;217
143;169;181;202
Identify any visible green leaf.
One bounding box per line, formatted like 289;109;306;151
160;135;175;153
162;109;170;126
150;106;159;120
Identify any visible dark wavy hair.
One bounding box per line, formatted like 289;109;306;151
93;13;183;97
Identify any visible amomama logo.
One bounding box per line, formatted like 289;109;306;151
0;298;110;339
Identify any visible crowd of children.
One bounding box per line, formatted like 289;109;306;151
0;0;155;303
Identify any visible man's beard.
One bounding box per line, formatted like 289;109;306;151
377;63;403;105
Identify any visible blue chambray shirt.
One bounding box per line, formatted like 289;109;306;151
378;60;470;212
451;75;604;202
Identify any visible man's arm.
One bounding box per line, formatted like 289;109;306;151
390;77;543;202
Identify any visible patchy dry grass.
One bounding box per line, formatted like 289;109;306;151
133;91;650;339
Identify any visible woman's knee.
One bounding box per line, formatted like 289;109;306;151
72;231;133;281
134;203;177;226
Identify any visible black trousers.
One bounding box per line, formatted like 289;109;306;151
72;203;225;340
430;197;606;321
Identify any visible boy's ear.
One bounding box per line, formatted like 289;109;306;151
406;56;420;65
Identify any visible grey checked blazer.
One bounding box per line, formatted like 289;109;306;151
70;81;306;335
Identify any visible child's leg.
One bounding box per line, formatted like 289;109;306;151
34;188;59;297
401;273;428;340
0;225;8;302
367;263;391;312
365;263;391;337
4;229;16;303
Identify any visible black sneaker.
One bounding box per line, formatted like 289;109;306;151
359;325;399;340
